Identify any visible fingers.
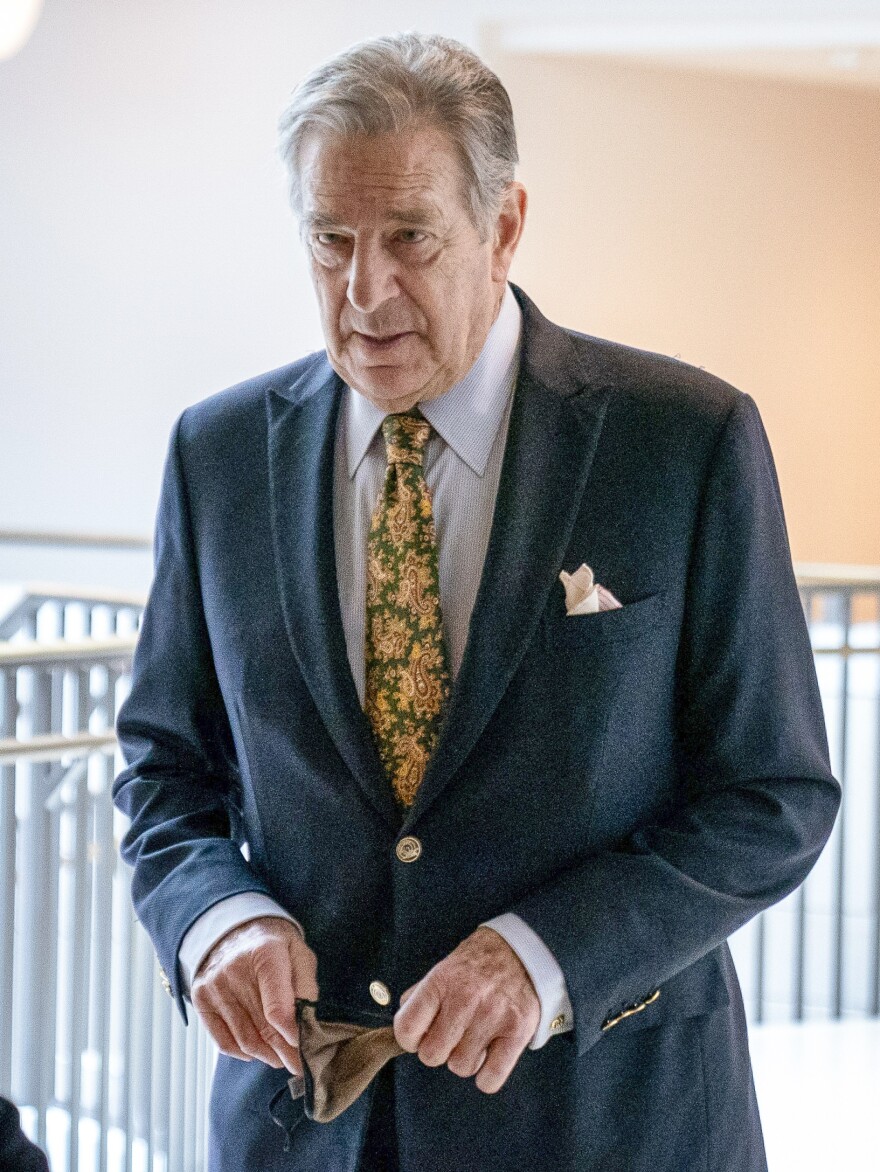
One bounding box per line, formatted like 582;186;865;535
254;937;315;1050
447;1046;487;1080
397;977;528;1091
198;1006;252;1063
203;991;290;1070
414;985;474;1068
191;916;318;1075
394;928;541;1093
446;1011;497;1078
431;996;518;1084
475;1034;526;1095
393;977;441;1054
194;974;297;1071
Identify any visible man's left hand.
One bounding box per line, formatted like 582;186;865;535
393;926;540;1094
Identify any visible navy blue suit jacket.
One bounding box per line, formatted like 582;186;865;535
0;1098;49;1172
115;288;839;1171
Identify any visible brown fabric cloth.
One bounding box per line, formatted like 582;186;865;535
290;1002;405;1124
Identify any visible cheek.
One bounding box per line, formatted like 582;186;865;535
312;278;345;340
431;276;485;353
413;276;461;338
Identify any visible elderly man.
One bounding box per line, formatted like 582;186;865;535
114;32;839;1172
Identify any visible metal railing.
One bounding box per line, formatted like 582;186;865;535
0;530;151;552
0;588;215;1172
730;567;880;1022
0;564;878;1168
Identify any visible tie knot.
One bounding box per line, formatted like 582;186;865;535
382;413;431;466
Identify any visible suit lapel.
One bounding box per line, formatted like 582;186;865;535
408;291;613;825
266;360;399;828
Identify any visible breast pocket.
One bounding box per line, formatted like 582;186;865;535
540;588;677;725
554;589;671;649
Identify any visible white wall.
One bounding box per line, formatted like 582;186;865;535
1;0;878;556
501;50;880;565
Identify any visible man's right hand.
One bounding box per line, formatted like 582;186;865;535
190;916;319;1075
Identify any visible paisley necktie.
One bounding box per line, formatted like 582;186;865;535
364;413;451;807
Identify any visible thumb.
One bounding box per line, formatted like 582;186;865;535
398;984;417;1006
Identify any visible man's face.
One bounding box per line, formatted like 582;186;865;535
299;124;524;412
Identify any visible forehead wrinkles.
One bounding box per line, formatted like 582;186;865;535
306;179;448;230
299;128;467;224
307;160;440;200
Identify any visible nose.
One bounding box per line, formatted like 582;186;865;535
346;237;398;315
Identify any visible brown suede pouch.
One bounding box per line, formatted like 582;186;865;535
287;1000;404;1123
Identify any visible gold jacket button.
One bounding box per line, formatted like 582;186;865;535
550;1014;567;1032
396;836;422;863
369;980;391;1006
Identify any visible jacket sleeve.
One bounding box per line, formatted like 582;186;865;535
113;415;274;1013
0;1097;50;1172
510;392;841;1055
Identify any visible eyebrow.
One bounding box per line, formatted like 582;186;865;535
303;205;441;232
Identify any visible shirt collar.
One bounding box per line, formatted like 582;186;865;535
344;284;522;478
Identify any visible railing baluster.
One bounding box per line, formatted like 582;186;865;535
753;912;765;1022
35;773;62;1158
168;1006;187;1172
93;746;117;1172
0;668;17;1099
184;1013;198;1172
152;967;172;1171
833;589;852;1018
194;1024;209;1172
16;664;53;1148
872;605;880;1016
133;926;155;1172
66;665;94;1172
120;884;135;1172
793;585;815;1023
793;884;807;1021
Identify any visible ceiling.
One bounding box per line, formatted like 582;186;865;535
494;19;880;90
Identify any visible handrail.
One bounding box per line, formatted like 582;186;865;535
1;583;148;609
0;732;117;765
0;636;137;669
0;529;151;551
795;563;880;587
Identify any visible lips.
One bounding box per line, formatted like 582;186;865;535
354;331;414;354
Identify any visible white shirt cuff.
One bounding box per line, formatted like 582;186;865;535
178;893;302;992
482;912;574;1049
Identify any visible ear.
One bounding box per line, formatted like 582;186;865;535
490;182;527;283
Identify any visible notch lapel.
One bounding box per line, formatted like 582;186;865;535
266;360;399;828
408;294;613;825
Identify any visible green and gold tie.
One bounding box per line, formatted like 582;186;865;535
364;413;452;808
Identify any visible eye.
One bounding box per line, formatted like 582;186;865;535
396;229;428;244
314;231;346;247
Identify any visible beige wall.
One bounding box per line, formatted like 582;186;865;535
498;50;880;565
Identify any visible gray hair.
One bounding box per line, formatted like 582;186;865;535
277;32;518;236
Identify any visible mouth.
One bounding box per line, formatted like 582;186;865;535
353;331;414;354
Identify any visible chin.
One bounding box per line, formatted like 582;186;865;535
349;367;429;409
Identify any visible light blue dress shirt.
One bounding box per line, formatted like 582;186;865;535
179;286;574;1048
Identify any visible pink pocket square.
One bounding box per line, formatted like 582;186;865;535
559;564;622;615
